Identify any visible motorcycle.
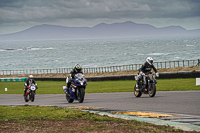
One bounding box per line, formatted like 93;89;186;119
24;83;37;102
134;73;157;97
63;73;87;103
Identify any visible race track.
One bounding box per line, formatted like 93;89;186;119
0;91;200;116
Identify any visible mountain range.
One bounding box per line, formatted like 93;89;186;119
0;21;199;41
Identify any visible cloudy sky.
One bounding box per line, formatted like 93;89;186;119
0;0;200;35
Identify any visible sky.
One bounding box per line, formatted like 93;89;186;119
0;0;200;35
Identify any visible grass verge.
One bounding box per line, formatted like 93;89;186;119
0;78;200;94
0;106;185;133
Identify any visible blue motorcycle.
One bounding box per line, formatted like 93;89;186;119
63;73;87;103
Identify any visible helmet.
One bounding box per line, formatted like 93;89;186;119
146;57;153;65
29;75;33;79
74;64;82;71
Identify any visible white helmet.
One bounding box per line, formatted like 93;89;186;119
146;57;153;65
29;75;33;79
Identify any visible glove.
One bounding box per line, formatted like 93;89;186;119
35;83;38;89
140;71;145;76
156;72;159;77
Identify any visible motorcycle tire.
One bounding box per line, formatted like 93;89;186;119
134;84;142;97
77;88;85;103
66;92;74;103
24;93;29;102
148;84;156;97
30;92;35;102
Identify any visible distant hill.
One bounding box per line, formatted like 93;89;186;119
0;21;199;41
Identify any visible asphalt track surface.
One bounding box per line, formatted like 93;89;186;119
0;91;200;116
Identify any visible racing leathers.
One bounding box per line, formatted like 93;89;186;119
67;68;83;90
24;78;37;96
136;61;159;90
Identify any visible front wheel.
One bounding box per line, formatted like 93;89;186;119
30;91;35;102
134;85;142;97
148;84;156;97
77;88;85;103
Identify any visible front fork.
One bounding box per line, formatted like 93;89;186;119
148;80;151;91
148;81;157;91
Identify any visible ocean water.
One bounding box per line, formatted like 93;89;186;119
0;36;199;70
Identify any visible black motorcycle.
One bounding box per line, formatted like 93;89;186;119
134;73;157;97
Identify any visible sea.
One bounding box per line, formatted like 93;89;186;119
0;36;199;70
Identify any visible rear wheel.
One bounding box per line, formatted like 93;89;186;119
134;85;142;97
148;84;156;97
77;88;85;103
66;92;74;103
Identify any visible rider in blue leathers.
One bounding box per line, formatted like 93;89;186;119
66;64;83;93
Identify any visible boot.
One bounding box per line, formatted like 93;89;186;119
67;83;71;94
23;88;27;96
66;87;69;94
63;88;67;93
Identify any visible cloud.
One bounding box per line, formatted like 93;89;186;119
1;0;199;20
0;0;200;34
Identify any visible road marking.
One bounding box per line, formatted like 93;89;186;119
111;111;180;118
66;107;102;110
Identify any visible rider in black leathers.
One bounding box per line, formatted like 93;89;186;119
23;75;37;96
66;64;83;92
136;57;159;91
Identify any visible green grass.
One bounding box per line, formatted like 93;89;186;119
156;78;200;91
0;106;118;122
0;78;200;94
0;106;183;132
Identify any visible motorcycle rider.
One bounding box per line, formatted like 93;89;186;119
66;64;83;93
135;57;159;91
23;75;37;96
